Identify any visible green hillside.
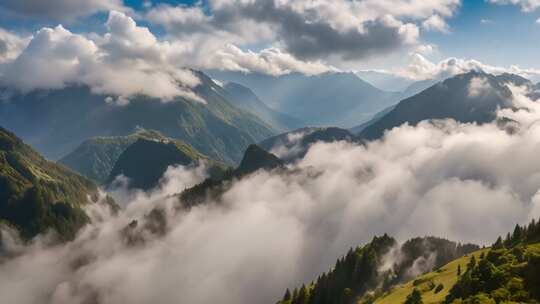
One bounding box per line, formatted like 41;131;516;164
368;218;540;304
59;129;165;183
106;137;227;190
0;126;98;240
277;236;478;304
372;249;490;304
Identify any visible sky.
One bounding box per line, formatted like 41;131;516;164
1;0;540;96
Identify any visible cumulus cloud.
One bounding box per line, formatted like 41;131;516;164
209;45;338;76
395;53;540;81
422;15;451;33
0;1;464;82
147;0;459;61
488;0;540;12
0;28;30;64
0;0;130;21
0;11;204;104
2;81;540;304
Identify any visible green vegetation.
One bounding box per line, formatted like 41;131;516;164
0;126;98;240
372;218;540;304
277;236;478;304
404;289;423;304
444;219;540;304
106;137;227;190
59;129;165;183
373;249;490;304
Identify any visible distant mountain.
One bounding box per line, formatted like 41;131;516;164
356;70;415;92
348;78;437;135
259;127;356;162
0;126;98;240
0;71;275;164
180;144;284;207
349;105;395;135
359;71;523;141
400;78;440;98
277;235;479;304
106;137;226;191
207;70;399;128
58;129;165;183
222;82;305;132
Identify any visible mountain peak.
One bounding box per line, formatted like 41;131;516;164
358;71;525;141
106;138;224;190
236;144;284;176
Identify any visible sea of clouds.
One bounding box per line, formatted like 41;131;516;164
2;82;540;304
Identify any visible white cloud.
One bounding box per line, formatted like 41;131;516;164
480;18;495;24
2;82;540;304
209;45;338;76
0;11;204;104
488;0;540;12
415;44;437;55
0;1;465;81
468;76;491;97
422;15;451;33
0;28;30;64
0;0;130;21
146;0;460;61
395;53;540;81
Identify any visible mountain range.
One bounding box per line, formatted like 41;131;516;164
0;71;275;165
221;82;304;132
208;70;401;128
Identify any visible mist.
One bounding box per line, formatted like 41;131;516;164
1;84;540;304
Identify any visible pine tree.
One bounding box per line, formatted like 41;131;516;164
297;285;308;304
467;255;476;270
493;236;504;249
283;289;291;302
457;264;461;276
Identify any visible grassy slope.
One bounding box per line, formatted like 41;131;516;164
371;247;512;304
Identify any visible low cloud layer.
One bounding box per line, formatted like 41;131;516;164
2;83;540;304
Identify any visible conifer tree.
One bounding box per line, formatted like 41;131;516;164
283;289;291;301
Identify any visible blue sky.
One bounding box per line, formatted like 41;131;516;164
426;0;540;68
